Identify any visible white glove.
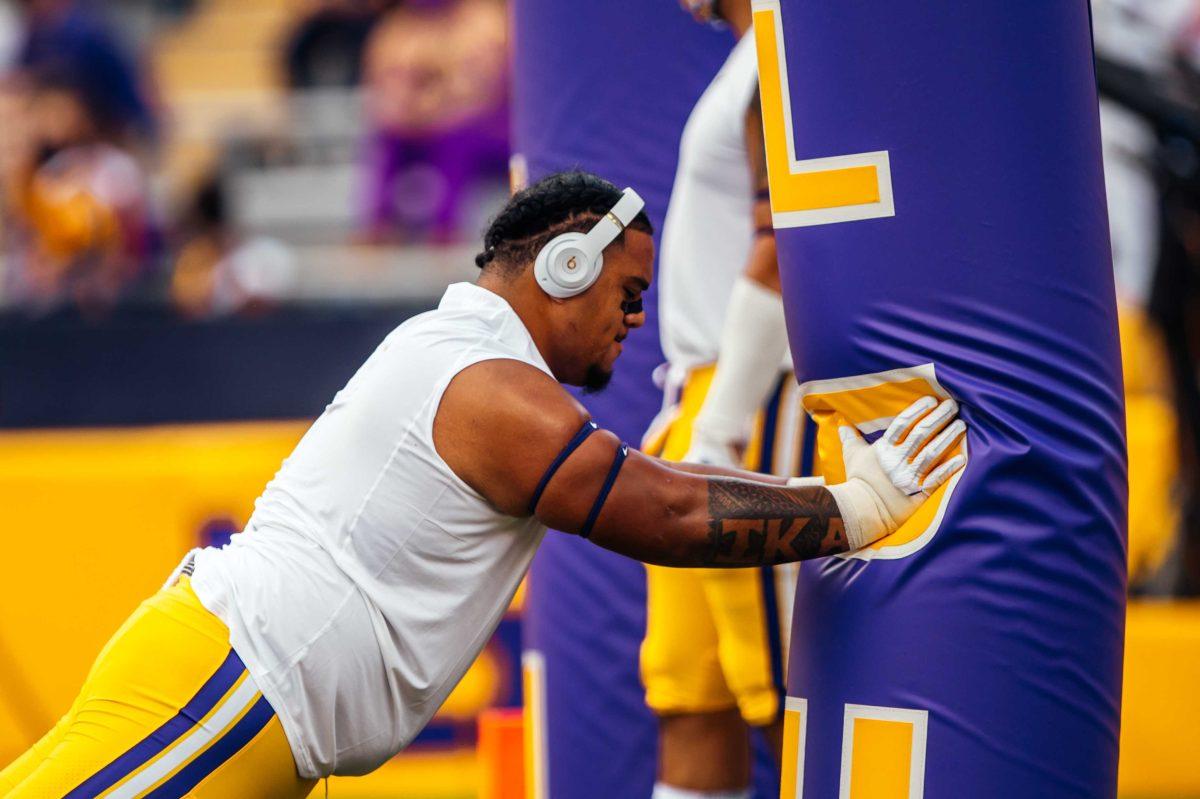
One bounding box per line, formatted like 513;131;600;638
826;396;966;550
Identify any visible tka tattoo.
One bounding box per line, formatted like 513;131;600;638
705;480;846;565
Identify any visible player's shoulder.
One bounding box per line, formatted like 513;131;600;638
433;357;592;515
394;291;533;352
443;358;587;436
462;358;551;408
371;304;503;375
392;302;490;341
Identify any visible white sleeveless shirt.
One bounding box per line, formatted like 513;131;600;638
658;33;760;377
190;283;549;778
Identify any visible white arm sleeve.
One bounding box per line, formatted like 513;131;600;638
692;275;791;446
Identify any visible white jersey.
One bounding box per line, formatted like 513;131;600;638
190;283;548;778
658;34;762;377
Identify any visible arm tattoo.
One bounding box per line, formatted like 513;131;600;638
704;479;848;566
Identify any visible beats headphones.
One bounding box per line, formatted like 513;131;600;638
534;188;645;299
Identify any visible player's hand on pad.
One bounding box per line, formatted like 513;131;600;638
826;395;966;551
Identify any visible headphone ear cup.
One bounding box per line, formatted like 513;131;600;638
534;232;603;298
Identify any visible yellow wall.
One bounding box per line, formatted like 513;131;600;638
0;422;307;757
1119;601;1200;797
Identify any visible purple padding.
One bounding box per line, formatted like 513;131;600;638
511;1;742;796
772;2;1126;797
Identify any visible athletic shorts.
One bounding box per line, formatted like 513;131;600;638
0;577;314;799
640;364;810;727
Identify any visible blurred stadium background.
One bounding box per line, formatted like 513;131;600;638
0;0;1198;797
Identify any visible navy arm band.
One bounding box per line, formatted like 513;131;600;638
528;420;598;515
580;442;629;539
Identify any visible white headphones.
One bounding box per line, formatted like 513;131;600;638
534;188;646;299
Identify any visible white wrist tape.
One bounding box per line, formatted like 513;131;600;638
789;475;882;551
827;480;892;551
693;276;791;445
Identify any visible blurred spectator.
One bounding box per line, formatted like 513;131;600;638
359;0;509;243
285;0;391;90
12;0;156;144
0;72;156;314
170;174;297;318
1094;0;1196;304
1094;0;1200;593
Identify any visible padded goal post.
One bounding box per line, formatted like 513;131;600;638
756;2;1127;797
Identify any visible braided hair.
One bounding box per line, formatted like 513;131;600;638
475;171;653;273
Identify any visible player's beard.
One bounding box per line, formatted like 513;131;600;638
582;363;613;394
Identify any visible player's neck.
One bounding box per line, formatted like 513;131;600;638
475;272;561;375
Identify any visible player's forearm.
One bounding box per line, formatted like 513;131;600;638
695;478;849;566
659;456;788;485
592;475;847;568
588;398;966;569
743;232;781;292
